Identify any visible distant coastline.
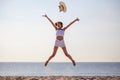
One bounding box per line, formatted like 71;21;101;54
0;62;120;76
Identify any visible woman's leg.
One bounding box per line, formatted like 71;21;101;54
62;47;76;66
45;46;58;66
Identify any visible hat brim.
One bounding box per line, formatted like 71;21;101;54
59;1;67;12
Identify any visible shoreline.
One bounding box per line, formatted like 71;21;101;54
0;76;120;80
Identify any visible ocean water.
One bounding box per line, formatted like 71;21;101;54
0;62;120;76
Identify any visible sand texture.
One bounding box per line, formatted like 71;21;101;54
0;76;120;80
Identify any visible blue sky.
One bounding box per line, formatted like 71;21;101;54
0;0;120;62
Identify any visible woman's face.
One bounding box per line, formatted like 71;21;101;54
57;23;62;29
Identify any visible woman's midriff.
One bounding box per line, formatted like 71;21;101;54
56;36;63;40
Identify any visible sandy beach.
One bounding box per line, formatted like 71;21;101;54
0;76;120;80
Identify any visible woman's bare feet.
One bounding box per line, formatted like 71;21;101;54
45;61;49;66
72;60;76;66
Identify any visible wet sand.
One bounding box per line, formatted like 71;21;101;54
0;76;120;80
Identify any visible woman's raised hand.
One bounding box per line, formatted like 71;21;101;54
76;18;80;21
42;14;47;17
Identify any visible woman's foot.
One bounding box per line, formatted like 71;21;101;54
72;60;76;66
44;61;49;66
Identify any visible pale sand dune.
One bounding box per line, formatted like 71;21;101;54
0;76;120;80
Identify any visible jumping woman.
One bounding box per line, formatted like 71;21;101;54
42;14;79;66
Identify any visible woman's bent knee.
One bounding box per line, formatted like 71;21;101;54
65;53;70;57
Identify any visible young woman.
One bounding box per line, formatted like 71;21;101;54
42;14;79;66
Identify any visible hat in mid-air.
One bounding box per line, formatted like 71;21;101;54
59;1;67;12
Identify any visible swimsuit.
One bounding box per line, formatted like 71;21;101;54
55;29;65;47
56;29;64;36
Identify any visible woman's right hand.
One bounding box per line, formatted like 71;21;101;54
42;14;47;17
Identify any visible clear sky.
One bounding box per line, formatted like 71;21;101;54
0;0;120;62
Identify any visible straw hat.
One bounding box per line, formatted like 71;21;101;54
59;1;67;12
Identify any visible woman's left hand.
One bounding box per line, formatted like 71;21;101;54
76;18;80;21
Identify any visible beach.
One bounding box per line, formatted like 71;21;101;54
0;76;120;80
0;62;120;80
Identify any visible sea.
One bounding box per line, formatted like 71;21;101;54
0;62;120;76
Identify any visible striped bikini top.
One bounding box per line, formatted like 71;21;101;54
56;29;64;36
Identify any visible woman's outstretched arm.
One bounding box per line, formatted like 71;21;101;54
63;18;79;30
42;14;57;30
